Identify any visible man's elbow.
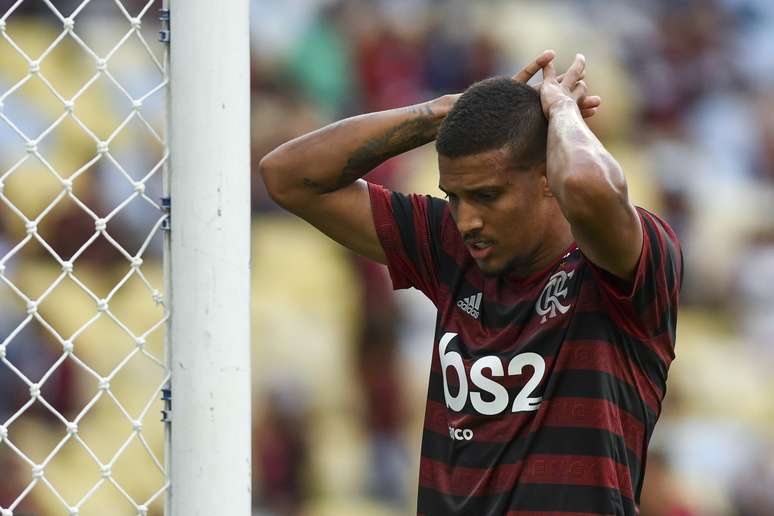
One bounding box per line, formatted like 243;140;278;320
258;152;295;209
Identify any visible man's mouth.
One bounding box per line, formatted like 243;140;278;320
466;240;495;259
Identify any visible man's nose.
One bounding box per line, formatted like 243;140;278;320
454;200;484;236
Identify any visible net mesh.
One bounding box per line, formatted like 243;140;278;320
0;1;168;514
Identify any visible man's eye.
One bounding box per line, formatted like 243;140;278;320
476;192;497;202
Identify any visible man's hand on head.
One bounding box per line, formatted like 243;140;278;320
430;50;601;121
513;50;600;119
537;52;594;118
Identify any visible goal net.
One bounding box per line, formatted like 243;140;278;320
0;1;169;514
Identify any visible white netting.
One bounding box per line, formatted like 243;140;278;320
0;1;168;514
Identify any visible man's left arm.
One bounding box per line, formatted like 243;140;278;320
540;52;642;280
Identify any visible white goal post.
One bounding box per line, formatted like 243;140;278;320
166;0;252;514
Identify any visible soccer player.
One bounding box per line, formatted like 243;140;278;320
259;50;682;515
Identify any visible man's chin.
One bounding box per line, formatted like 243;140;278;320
476;252;528;277
476;257;507;277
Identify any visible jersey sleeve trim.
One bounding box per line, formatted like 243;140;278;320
584;207;681;303
368;182;412;291
583;207;682;351
367;182;442;303
584;209;649;302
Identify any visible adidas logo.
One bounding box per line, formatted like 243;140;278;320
457;292;482;319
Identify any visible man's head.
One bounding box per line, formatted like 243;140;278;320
436;77;547;166
436;77;557;276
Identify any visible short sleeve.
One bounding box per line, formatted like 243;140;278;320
368;182;447;305
585;207;683;340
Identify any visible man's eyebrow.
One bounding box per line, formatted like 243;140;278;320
438;185;504;196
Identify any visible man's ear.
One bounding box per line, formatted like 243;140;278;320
537;164;553;197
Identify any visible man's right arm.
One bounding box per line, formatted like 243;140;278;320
258;95;458;264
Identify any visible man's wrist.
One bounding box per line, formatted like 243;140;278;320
428;94;460;120
546;98;580;119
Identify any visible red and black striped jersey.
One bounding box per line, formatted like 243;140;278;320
368;182;683;516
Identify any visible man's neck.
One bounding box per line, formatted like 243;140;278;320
506;218;574;280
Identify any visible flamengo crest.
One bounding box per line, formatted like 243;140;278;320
535;269;575;324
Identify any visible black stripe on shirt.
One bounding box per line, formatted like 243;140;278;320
417;483;636;516
421;426;641;478
391;191;423;274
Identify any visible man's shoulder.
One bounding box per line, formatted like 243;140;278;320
634;206;681;249
392;191;466;268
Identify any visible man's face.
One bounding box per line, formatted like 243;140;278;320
438;148;548;276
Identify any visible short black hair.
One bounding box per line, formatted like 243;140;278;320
436;77;547;167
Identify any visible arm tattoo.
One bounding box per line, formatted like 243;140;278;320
335;111;438;189
302;177;327;192
300;103;440;193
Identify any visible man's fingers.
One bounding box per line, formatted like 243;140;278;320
541;58;557;83
555;71;584;85
513;49;556;83
580;95;601;109
550;68;584;91
571;80;588;101
561;53;586;88
578;96;601;117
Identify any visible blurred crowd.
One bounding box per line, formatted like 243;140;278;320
1;0;773;515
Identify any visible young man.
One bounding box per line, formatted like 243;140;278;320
259;50;682;515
